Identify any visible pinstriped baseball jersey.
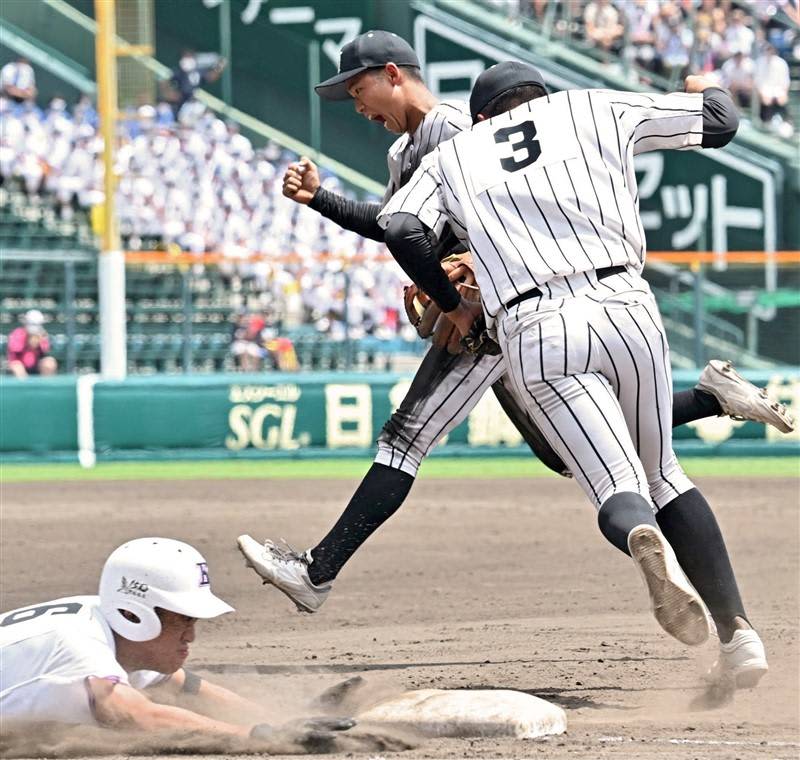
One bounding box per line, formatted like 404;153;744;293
379;89;704;316
374;99;551;477
382;100;472;204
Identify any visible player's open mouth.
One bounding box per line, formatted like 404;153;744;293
370;115;386;124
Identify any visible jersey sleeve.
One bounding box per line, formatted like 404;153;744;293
604;90;704;155
61;629;130;683
378;150;450;239
130;669;171;689
382;134;410;205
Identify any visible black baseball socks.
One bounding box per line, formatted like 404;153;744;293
308;463;414;586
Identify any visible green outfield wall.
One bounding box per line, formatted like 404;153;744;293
2;370;798;463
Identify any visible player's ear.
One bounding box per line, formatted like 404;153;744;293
385;62;402;85
476;113;487;123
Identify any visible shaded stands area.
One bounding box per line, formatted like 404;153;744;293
0;182;92;250
643;258;800;368
0;250;420;375
0;180;420;375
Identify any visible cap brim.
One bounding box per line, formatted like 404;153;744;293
314;67;369;100
162;588;235;619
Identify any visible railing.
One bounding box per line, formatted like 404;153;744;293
3;248;798;372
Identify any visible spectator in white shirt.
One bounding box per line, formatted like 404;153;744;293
754;44;791;127
721;51;755;109
584;0;624;56
0;56;36;104
724;9;755;57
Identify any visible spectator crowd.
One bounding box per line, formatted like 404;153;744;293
0;5;795;365
487;0;797;137
0;56;408;345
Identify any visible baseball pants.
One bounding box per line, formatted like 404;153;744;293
375;344;508;476
497;269;695;510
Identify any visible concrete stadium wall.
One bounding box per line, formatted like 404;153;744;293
2;370;798;463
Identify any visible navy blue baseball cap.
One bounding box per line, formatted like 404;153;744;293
469;61;547;121
315;30;420;101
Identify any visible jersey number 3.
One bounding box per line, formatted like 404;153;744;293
494;120;541;172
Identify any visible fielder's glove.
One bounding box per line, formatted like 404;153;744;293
250;717;356;753
405;252;495;356
459;312;501;357
403;284;441;339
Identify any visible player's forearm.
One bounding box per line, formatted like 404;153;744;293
308;188;385;241
385;212;461;313
700;87;739;148
90;679;250;736
129;700;251;735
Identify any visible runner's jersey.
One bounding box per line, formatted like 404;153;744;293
1;595;166;724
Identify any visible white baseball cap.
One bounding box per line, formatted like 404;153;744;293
23;309;45;333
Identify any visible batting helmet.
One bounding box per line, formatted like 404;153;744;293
99;537;233;642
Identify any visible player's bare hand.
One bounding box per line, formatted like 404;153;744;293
684;75;718;93
282;157;320;205
447;298;483;337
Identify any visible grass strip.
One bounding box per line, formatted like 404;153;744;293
2;457;798;483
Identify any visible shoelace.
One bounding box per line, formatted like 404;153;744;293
264;538;308;566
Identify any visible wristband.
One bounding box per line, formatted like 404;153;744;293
181;670;202;695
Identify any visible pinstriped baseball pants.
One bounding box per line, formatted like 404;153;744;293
375;345;508;477
497;272;695;510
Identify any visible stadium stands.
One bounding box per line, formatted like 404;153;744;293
1;0;797;373
483;0;798;137
0;92;421;373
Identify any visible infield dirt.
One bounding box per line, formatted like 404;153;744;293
1;475;797;759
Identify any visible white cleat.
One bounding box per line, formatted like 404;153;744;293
705;629;769;689
628;525;711;647
697;360;795;434
237;534;331;614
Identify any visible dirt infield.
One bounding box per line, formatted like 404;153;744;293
2;475;798;759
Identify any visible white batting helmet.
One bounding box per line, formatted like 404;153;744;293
99;537;233;642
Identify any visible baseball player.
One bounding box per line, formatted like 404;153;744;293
376;61;769;687
0;537;353;746
238;33;788;661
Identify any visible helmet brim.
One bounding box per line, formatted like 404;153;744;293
157;588;234;619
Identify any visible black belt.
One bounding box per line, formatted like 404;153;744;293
504;265;627;310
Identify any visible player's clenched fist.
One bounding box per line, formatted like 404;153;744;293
282;156;320;205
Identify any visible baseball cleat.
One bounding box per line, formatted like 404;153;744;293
697;360;795;434
628;525;711;646
705;629;768;689
237;534;331;614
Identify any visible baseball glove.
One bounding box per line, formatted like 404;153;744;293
403;253;500;357
403;284;441;339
